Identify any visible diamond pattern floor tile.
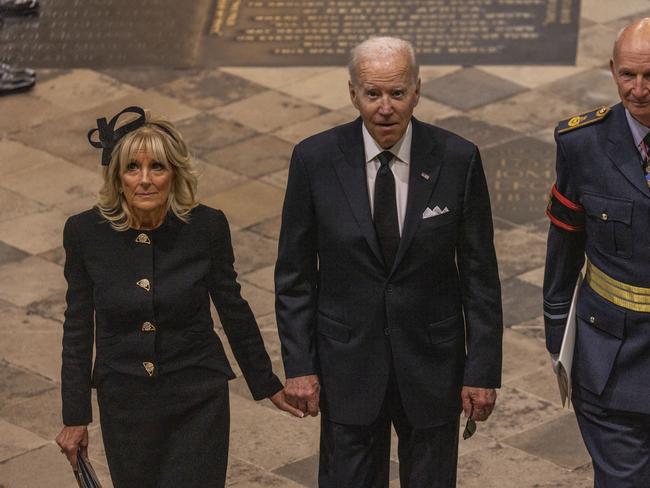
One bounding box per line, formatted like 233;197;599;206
0;241;29;267
1;158;102;206
212;90;327;134
0;418;48;463
176;113;258;156
503;414;590;470
421;68;528;111
157;69;266;111
277;68;353;110
0;256;66;307
435;116;520;149
0;210;68;255
220;67;335;90
33;69;139;113
539;67;619;109
476;65;589;89
273;106;358;145
581;0;650;23
0;360;56;410
500;277;544;327
203;180;285;229
203;134;293;177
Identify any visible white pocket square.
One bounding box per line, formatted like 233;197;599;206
422;206;449;219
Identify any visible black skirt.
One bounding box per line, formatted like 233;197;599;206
97;368;229;488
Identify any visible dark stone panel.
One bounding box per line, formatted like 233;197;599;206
0;0;212;68
482;136;556;224
202;0;582;66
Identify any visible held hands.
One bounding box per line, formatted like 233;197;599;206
268;389;306;418
283;374;321;417
461;386;497;422
55;425;88;470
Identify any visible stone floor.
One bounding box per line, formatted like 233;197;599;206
3;1;650;487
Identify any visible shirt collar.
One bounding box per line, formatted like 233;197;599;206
362;121;412;165
625;108;650;151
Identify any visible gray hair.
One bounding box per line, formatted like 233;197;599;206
348;36;419;85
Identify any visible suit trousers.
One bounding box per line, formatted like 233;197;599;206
97;367;230;488
318;359;460;488
574;397;650;488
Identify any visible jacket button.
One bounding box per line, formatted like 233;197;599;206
386;285;393;293
136;279;151;292
384;328;390;336
601;213;608;221
141;321;156;332
589;315;596;323
142;362;155;377
135;233;151;244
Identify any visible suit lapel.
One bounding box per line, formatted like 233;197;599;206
604;103;650;199
390;118;440;275
333;118;384;266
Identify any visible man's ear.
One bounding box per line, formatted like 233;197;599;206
609;58;616;81
413;77;421;107
349;80;360;109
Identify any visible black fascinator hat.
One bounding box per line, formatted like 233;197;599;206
87;106;147;166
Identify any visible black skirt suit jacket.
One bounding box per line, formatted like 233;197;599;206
61;204;281;426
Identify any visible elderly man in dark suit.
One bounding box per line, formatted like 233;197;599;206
275;37;503;487
544;18;650;488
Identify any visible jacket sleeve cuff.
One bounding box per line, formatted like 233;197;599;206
62;389;92;426
249;374;283;401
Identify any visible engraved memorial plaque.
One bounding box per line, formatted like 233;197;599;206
0;0;212;68
206;0;581;66
482;137;556;224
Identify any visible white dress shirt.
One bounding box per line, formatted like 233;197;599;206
363;122;412;236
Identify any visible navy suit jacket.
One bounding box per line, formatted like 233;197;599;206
544;102;650;414
275;117;503;427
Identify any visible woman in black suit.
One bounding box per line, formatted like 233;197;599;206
55;106;301;487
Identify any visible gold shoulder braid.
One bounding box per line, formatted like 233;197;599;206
557;106;611;134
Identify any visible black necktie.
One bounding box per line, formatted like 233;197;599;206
373;151;400;270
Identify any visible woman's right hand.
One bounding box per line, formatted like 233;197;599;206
55;425;88;470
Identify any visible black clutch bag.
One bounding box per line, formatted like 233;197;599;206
74;451;103;488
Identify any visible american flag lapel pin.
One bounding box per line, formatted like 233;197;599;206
420;172;430;180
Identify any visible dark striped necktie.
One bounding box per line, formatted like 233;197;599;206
373;151;400;270
643;133;650;188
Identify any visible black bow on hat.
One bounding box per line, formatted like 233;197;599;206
87;106;146;166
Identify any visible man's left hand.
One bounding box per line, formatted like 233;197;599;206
461;386;497;421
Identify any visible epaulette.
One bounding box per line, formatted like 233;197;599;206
557;106;611;134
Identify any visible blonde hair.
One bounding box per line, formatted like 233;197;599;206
97;117;199;231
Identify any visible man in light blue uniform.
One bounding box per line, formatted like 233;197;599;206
544;18;650;487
